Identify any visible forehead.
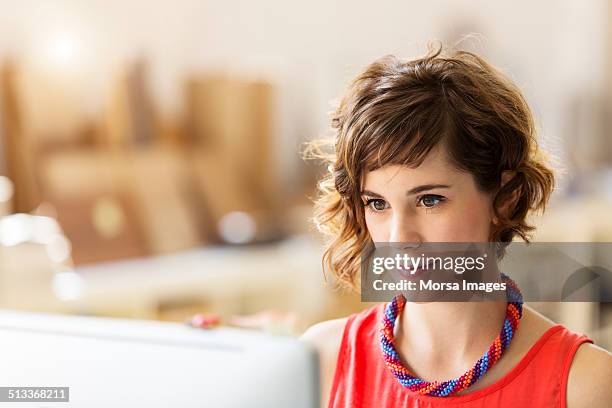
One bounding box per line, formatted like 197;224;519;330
361;145;464;190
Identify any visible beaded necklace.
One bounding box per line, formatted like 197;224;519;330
379;273;523;397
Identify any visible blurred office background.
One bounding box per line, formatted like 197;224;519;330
0;0;611;347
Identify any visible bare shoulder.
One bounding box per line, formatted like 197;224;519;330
567;342;612;408
301;318;348;349
521;304;556;332
512;304;556;347
521;305;612;406
301;318;348;408
301;318;348;376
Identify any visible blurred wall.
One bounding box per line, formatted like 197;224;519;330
0;0;608;194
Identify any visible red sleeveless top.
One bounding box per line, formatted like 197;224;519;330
328;303;593;408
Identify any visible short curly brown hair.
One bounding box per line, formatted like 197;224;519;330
306;45;555;292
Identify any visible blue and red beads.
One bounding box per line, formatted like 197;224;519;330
379;273;523;397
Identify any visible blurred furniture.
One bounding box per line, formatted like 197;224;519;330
185;75;281;242
39;147;203;262
0;233;330;334
0;60;284;265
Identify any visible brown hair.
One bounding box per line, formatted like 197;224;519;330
306;45;555;291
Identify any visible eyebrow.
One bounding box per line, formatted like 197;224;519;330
361;184;451;197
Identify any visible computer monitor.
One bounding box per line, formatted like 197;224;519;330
0;310;319;408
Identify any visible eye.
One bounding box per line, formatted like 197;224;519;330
363;198;389;212
417;194;445;208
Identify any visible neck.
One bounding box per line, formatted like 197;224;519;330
398;300;507;352
394;300;508;380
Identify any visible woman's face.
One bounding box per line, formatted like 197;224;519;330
361;145;496;244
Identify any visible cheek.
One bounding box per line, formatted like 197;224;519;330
450;196;494;241
424;195;493;242
364;214;388;241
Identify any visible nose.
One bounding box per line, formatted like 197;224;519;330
389;211;422;246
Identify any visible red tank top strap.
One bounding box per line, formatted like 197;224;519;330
328;304;382;408
328;304;594;408
549;325;594;408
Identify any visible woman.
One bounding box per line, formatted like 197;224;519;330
302;45;612;407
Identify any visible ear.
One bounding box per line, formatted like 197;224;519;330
492;170;519;225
